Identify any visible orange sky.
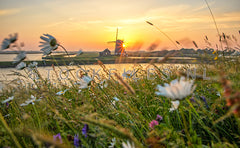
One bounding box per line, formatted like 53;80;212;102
0;0;239;52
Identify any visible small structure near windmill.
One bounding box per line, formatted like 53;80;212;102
108;28;127;56
99;48;111;57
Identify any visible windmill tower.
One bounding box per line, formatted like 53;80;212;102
108;28;126;56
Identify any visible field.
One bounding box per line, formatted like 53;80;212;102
0;52;240;147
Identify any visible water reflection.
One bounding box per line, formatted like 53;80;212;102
0;63;197;82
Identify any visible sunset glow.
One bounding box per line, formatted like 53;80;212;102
0;0;239;52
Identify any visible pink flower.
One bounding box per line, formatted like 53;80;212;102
149;120;159;129
156;115;163;121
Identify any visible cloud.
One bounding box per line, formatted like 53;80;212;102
0;8;22;16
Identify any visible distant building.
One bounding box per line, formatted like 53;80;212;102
99;48;111;57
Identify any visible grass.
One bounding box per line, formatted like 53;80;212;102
0;53;240;147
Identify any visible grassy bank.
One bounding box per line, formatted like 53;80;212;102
0;54;239;147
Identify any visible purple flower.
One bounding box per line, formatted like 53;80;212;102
82;124;88;138
6;102;9;108
74;134;80;147
53;133;62;144
149;120;159;129
189;97;196;103
201;96;209;108
156;115;163;121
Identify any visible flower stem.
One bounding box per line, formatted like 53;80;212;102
58;44;70;57
32;105;41;130
0;112;22;148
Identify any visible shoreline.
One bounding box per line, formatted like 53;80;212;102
0;57;215;68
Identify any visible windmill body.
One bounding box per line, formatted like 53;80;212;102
108;28;126;56
115;39;125;55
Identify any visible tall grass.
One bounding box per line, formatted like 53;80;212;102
0;53;240;147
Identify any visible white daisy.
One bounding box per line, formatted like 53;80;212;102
155;77;195;101
113;97;119;101
122;141;135;148
112;97;119;106
77;75;92;89
8;33;18;43
169;100;180;112
13;51;26;64
108;138;116;148
56;89;69;95
2;96;14;104
39;34;58;55
75;49;83;56
20;95;41;106
1;38;11;50
122;70;134;79
28;62;38;68
16;62;26;70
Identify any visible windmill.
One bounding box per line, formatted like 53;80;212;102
108;28;126;56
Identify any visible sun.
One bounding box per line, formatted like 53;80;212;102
122;44;126;47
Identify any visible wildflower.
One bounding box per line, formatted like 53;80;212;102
122;140;135;148
16;61;26;70
53;133;63;144
13;51;26;64
2;96;14;104
1;38;10;50
39;34;58;55
82;75;92;84
78;75;92;89
20;95;41;106
8;33;18;43
28;61;38;69
189;97;196;103
200;96;209;108
82;124;88;138
0;33;18;50
100;79;108;89
122;70;134;78
109;138;116;148
149;120;159;129
214;56;218;60
74;134;80;147
56;89;68;95
155;77;195;101
112;97;119;106
6;102;9;108
75;49;83;56
216;92;221;97
113;97;119;101
169;100;180;112
156;114;163;121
